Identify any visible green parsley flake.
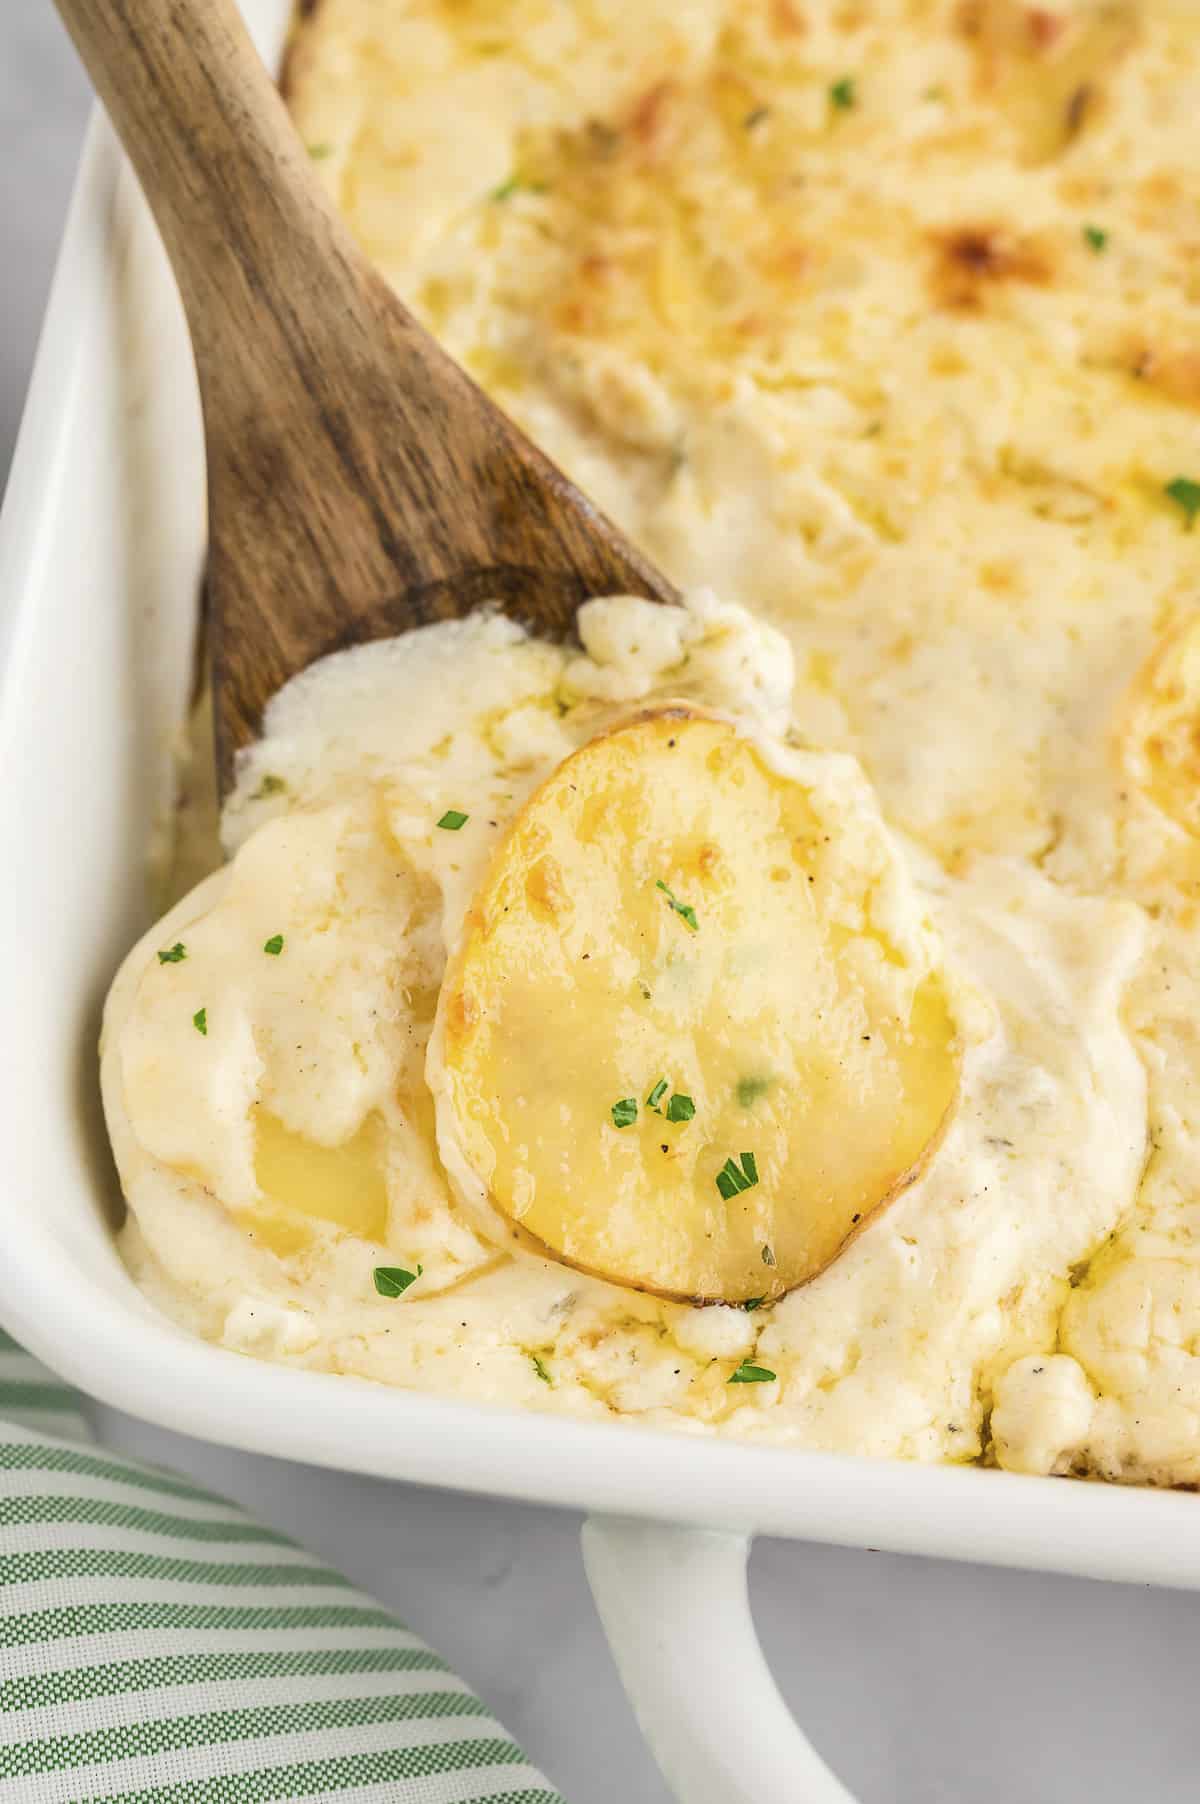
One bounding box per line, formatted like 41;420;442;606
761;1242;776;1267
373;1264;422;1298
1082;223;1108;253
830;76;856;110
1165;477;1200;527
252;774;286;799
716;1153;759;1200
646;1078;669;1112
192;1008;207;1037
308;142;333;160
157;942;187;965
611;1097;638;1128
263;934;284;957
490;176;547;203
742;1297;766;1312
729;1360;777;1385
531;1353;553;1385
437;810;469;831
655;879;698;931
744;105;770;129
737;1076;771;1107
665;1092;696;1123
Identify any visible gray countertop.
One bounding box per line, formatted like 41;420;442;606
2;14;1197;1802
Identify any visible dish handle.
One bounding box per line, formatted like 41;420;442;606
582;1516;858;1804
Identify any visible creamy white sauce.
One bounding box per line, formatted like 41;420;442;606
104;594;1150;1471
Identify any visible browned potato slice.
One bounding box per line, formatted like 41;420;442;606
437;711;958;1303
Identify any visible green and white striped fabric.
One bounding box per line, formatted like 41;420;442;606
0;1330;565;1803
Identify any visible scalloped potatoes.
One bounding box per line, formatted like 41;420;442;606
103;595;1147;1470
99;0;1200;1485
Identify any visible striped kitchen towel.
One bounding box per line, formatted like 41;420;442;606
0;1330;565;1803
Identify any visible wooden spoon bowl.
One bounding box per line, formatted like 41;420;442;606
52;0;678;792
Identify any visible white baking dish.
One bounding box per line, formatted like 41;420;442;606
2;6;1198;1799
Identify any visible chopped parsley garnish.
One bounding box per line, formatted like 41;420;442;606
252;774;286;799
490;176;547;203
263;934;284;956
646;1078;669;1112
716;1153;759;1200
1082;223;1108;253
157;942;187;965
761;1242;776;1268
1165;477;1200;527
729;1360;777;1384
655;879;698;931
665;1092;696;1123
611;1097;638;1128
531;1353;553;1385
737;1076;771;1107
830;76;856;110
192;1008;207;1036
437;809;469;831
373;1264;422;1298
744;105;770;129
308;142;333;160
742;1297;766;1312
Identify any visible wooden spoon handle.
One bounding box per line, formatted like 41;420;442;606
51;0;360;400
53;0;678;787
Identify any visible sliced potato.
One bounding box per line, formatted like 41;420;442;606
251;1109;390;1248
437;710;958;1303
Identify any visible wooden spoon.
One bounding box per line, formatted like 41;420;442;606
52;0;679;792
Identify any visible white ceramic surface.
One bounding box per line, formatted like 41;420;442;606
3;8;1200;1801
